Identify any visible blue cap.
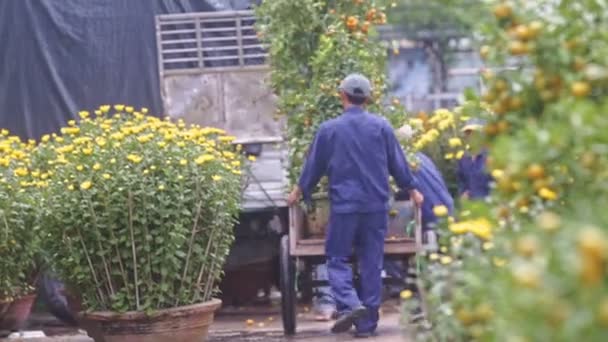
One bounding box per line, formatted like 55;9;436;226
339;73;372;98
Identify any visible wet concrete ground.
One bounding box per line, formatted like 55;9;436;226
4;300;407;342
209;299;405;341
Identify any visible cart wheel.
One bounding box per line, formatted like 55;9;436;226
280;234;296;335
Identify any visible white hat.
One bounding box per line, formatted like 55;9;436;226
395;124;413;140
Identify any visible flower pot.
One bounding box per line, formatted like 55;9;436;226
78;298;222;342
307;193;330;237
0;294;37;331
0;301;8;318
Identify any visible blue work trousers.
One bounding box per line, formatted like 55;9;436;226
326;211;388;334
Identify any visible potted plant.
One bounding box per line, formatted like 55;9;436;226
34;106;243;342
0;133;41;333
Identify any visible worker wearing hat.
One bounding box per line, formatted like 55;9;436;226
457;118;491;200
386;126;454;309
393;125;454;233
288;73;424;337
306;124;454;326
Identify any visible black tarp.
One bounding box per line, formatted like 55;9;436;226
0;0;253;140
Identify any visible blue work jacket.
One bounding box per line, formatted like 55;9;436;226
457;150;491;199
415;152;455;229
298;106;419;213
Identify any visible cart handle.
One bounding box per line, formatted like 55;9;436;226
287;204;301;256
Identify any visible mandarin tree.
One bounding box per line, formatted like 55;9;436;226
403;0;608;340
256;0;404;189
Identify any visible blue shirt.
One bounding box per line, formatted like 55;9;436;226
415;153;455;229
457;150;491;199
298;106;419;213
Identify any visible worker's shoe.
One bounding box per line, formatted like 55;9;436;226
408;307;425;324
331;306;367;333
312;296;337;322
313;309;337;322
313;307;338;322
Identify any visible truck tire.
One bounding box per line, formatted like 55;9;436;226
279;235;296;335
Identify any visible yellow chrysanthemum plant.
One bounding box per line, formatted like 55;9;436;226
0;132;41;302
401;108;466;164
400;200;504;341
33;105;244;312
391;100;493;195
390;102;505;338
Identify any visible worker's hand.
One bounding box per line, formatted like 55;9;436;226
287;186;302;206
409;189;424;207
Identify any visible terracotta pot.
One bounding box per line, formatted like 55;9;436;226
0;294;37;331
0;301;9;315
78;299;222;342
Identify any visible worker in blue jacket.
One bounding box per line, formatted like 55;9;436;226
385;150;454;301
288;73;424;337
457;119;491;200
404;152;454;229
309;126;455;324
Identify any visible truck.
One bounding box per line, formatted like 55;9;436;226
155;9;288;305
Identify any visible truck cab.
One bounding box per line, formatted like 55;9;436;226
156;10;287;305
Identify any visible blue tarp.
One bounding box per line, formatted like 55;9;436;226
0;0;253;140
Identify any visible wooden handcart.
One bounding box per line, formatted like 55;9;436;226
279;201;423;335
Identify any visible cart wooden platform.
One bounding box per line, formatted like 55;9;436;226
279;202;422;335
